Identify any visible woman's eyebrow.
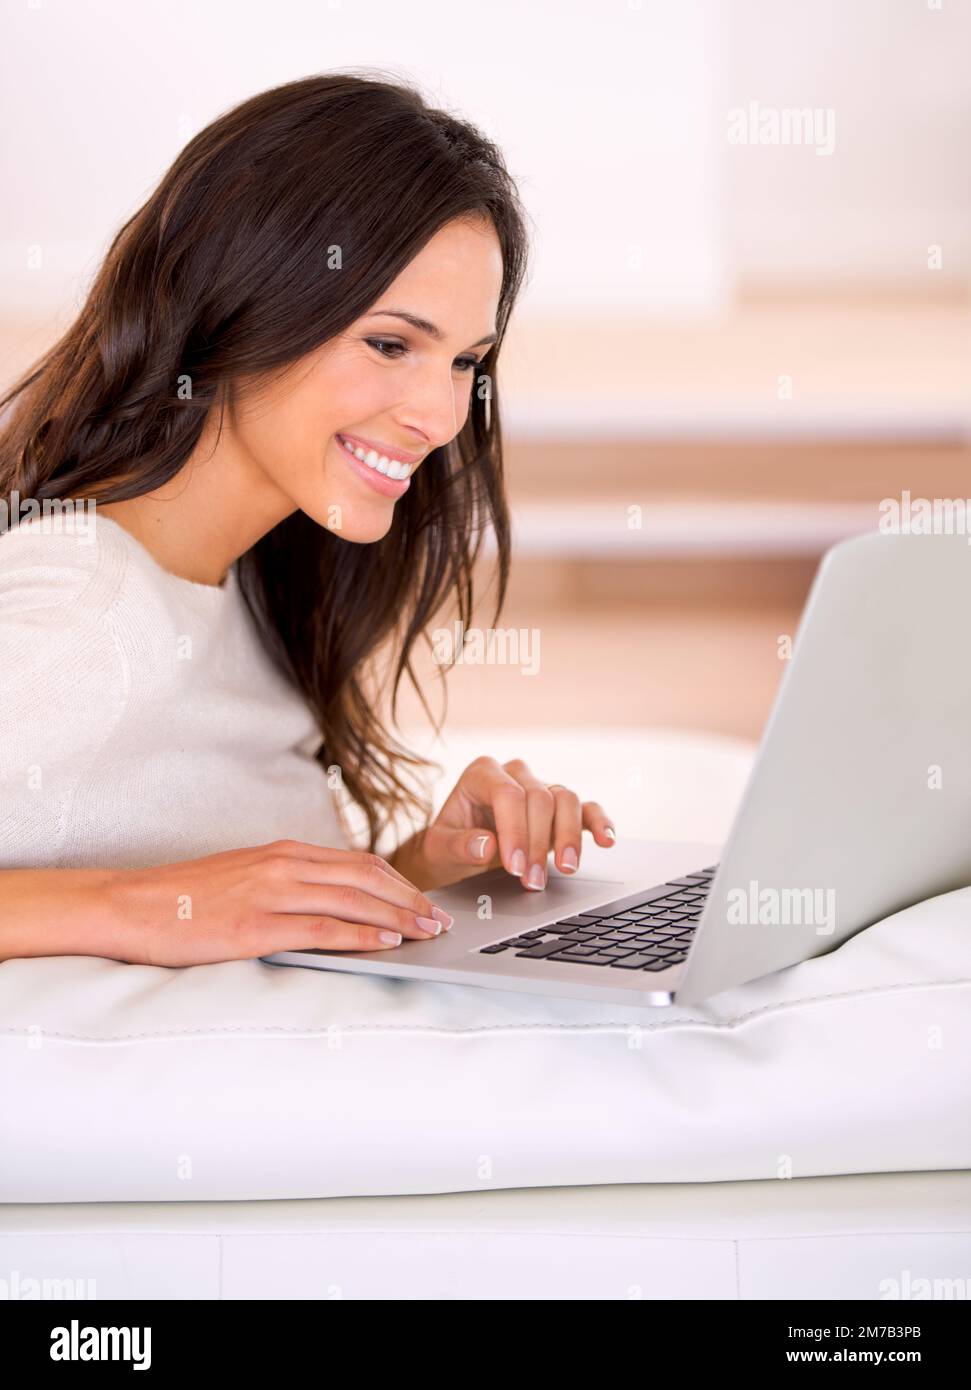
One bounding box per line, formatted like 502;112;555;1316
367;309;497;348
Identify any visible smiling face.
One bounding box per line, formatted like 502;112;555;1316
232;214;505;543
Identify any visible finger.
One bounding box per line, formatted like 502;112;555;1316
422;823;498;869
269;851;453;928
581;802;616;846
548;785;583;873
271;883;450;940
262;839;420;892
503;759;555;890
453;758;529;879
257;913;409;954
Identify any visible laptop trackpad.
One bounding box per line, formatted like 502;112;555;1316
431;869;620;920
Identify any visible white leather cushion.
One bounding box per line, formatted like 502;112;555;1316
1;839;969;1203
3;1173;969;1300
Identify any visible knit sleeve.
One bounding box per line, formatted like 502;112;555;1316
0;526;131;867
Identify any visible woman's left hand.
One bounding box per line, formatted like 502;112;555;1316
391;757;616;892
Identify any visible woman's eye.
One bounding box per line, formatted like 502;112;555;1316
365;338;407;359
365;337;481;374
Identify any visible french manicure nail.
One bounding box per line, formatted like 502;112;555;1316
379;930;402;946
561;846;578;870
415;916;442;935
471;834;491;859
510;849;526;876
603;825;616;842
431;906;454;930
526;863;546;890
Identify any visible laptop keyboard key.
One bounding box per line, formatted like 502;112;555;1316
515;938;575;958
609;952;667;969
548;950;616;965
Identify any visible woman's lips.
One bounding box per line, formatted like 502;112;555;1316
335;434;412;499
339;431;422;467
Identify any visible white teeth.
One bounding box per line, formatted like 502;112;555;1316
338;435;412;480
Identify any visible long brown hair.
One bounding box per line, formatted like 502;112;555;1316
0;71;531;851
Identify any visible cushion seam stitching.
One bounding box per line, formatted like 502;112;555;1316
0;976;967;1044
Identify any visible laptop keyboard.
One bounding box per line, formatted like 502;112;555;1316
477;865;717;972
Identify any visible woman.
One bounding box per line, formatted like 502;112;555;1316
0;72;615;968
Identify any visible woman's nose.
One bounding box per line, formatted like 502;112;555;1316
403;365;470;446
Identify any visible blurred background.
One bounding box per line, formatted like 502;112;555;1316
2;0;969;845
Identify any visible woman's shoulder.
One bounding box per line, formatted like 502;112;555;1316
0;509;131;618
0;512;133;730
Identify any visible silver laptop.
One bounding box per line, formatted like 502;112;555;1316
264;530;971;1007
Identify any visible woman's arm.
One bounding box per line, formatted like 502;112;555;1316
0;842;453;966
387;827;440;891
0;867;127;961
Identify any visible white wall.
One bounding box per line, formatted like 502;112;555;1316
0;0;726;320
724;0;971;288
0;0;967;327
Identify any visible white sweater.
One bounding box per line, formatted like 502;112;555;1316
0;514;348;870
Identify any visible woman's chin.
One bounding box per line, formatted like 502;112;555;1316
305;495;395;544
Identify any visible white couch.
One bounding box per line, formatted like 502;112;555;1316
2;729;969;1299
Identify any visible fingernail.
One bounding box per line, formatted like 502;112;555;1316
431;906;454;930
526;863;546;890
415;916;442;936
471;834;491;860
510;849;526;876
379;930;402;946
603;825;616;842
561;846;578;871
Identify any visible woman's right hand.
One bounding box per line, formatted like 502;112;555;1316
101;839;455;967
